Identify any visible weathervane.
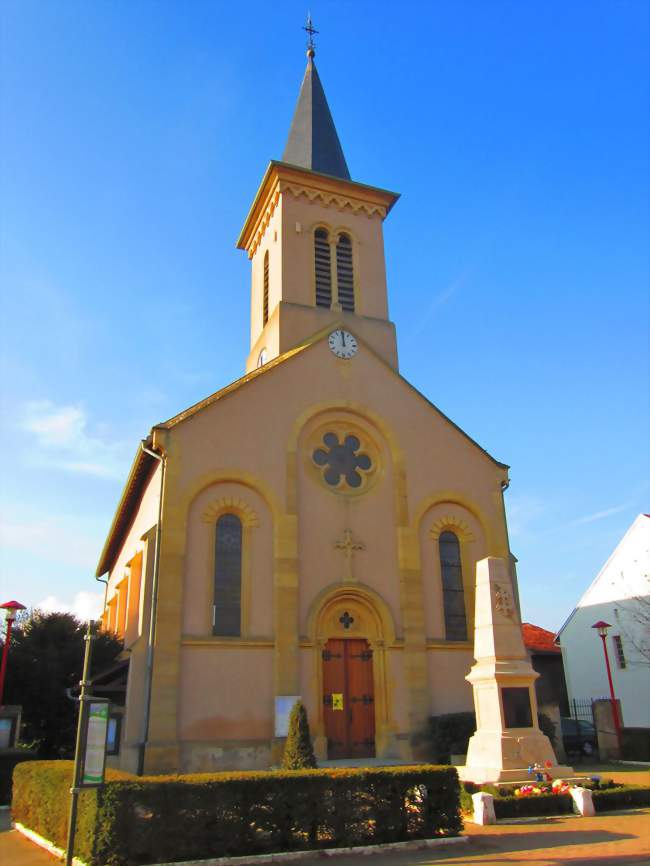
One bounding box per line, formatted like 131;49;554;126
303;13;318;56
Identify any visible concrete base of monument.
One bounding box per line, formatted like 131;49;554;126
458;728;573;784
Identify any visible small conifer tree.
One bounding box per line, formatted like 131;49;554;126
281;700;317;769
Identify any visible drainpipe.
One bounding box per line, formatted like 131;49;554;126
95;574;109;620
137;440;166;776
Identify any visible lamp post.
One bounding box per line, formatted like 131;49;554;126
0;600;26;706
591;620;622;754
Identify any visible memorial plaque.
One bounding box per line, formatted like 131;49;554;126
501;687;533;728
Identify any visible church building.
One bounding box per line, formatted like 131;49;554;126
97;42;519;775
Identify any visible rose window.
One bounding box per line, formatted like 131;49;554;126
312;433;372;489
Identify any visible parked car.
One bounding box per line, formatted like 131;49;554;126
561;717;599;758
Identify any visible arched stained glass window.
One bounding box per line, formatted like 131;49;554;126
213;513;242;636
439;531;467;641
314;228;332;307
336;233;355;312
263;251;269;326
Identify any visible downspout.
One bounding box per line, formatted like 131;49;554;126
137;440;166;776
95;574;109;621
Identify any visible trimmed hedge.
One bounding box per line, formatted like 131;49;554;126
494;793;574;818
593;785;650;812
13;761;462;866
12;761;132;861
0;749;40;805
460;781;650;819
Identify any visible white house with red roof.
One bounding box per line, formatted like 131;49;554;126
556;514;650;727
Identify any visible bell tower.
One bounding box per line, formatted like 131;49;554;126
237;38;400;373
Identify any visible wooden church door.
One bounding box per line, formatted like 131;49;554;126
322;638;375;759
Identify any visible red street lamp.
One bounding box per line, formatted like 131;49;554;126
591;620;622;753
0;600;26;706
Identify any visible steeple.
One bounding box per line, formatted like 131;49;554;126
282;37;351;180
238;20;400;375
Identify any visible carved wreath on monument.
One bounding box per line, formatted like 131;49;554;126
493;583;514;618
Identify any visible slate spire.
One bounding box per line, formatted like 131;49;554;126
282;43;351;181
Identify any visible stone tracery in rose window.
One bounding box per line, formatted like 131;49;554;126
312;432;372;490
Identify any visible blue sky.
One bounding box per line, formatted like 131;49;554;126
1;1;648;632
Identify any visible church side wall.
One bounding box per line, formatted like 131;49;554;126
102;464;161;772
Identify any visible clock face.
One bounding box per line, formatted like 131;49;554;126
328;329;358;359
257;348;268;368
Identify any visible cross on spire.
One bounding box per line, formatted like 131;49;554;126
303;13;318;57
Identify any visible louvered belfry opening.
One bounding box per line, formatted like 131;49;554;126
314;228;332;307
262;250;269;326
336;233;355;312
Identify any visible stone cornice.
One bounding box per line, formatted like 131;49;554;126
237;161;399;259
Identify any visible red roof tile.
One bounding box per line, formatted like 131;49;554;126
522;622;561;654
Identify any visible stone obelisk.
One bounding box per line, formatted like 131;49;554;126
459;557;572;783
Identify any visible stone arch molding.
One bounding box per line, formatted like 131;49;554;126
307;583;397;645
429;515;474;542
202;497;260;527
413;491;494;551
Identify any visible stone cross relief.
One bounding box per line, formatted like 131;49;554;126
334;529;365;583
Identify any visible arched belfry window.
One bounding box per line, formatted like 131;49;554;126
314;228;332;308
262;251;269;326
336;233;355;312
439;531;468;641
213;513;242;636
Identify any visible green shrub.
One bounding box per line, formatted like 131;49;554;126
11;761;132;862
430;711;557;762
621;728;650;762
493;792;574;818
461;781;650;819
429;713;476;762
537;712;556;748
282;700;317;769
593;785;650;811
0;749;39;805
13;761;462;866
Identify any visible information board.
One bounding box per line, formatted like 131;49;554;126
81;701;109;786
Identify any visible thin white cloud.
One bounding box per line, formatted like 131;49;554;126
20;400;131;479
0;515;103;569
505;494;547;540
38;591;103;621
404;270;470;343
563;503;634;529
